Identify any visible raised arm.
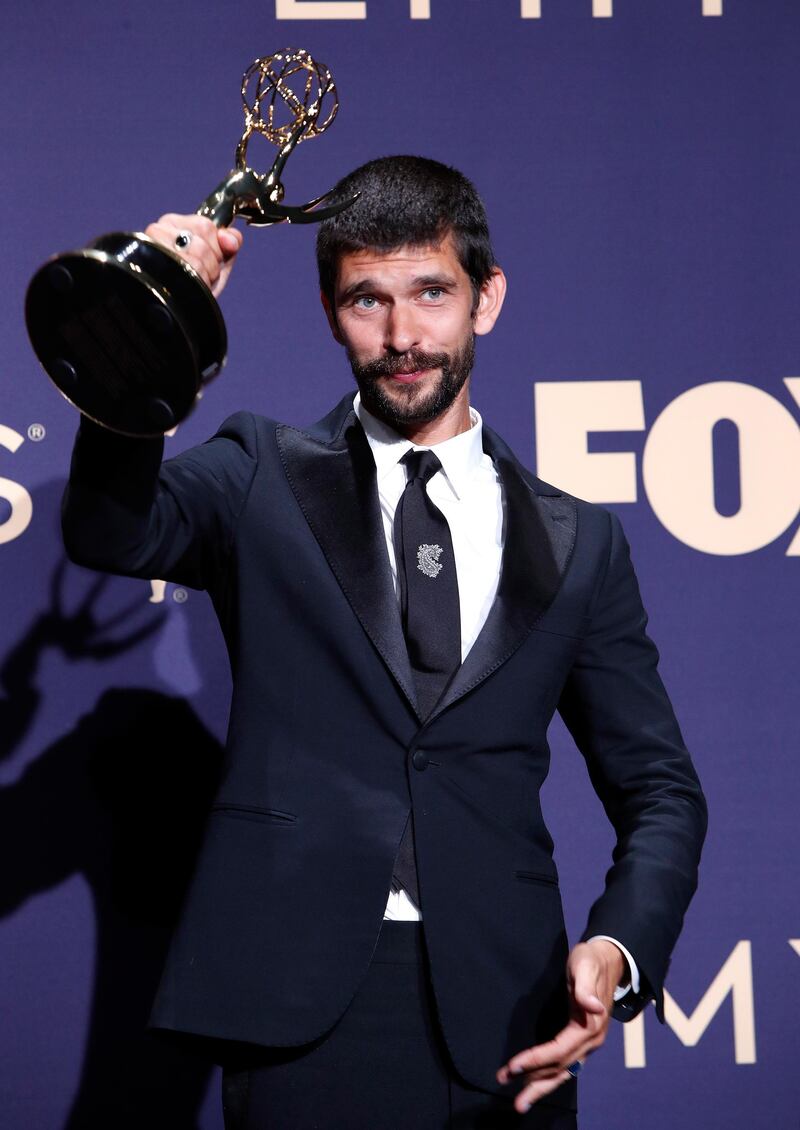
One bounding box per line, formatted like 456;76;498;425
61;411;259;590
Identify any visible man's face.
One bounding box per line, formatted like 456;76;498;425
325;234;481;432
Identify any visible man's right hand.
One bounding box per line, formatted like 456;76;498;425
144;214;243;299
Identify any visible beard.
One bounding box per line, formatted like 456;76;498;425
348;334;475;431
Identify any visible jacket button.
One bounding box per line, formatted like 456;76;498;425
412;749;429;771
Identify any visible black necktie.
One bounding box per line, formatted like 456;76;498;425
394;449;462;717
391;448;462;903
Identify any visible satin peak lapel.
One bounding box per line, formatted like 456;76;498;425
277;400;420;718
431;426;577;721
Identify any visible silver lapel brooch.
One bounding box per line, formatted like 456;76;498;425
417;544;444;578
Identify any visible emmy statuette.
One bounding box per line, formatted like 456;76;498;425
25;50;353;437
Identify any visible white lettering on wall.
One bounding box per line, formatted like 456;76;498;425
789;940;800;959
534;380;645;503
623;941;757;1068
410;0;430;16
0;425;33;546
703;0;723;15
276;0;366;18
642;382;800;555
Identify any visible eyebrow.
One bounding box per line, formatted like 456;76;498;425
337;278;380;304
337;272;460;305
413;273;459;290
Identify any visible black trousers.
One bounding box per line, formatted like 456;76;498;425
221;922;577;1130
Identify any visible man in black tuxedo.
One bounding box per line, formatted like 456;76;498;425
62;156;707;1128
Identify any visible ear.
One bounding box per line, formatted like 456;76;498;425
320;290;344;345
473;267;507;337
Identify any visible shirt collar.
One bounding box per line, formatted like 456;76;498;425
353;392;484;501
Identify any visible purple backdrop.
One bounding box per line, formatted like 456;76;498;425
1;2;798;1127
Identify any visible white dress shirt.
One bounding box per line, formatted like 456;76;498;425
353;395;639;998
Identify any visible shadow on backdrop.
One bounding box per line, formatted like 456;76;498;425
0;500;224;1128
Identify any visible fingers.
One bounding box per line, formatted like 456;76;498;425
496;951;615;1113
218;227;242;256
496;1019;600;1086
145;214;220;286
497;1017;603;1113
569;947;610;1015
509;1068;575;1113
143;213;243;296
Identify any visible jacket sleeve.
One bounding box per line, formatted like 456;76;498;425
557;509;708;1022
61;413;259;591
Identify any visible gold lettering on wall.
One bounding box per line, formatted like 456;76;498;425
276;0;366;18
785;379;800;556
642;382;800;556
534;379;800;556
534;380;645;503
275;0;725;17
623;942;757;1068
0;425;33;546
150;580;167;604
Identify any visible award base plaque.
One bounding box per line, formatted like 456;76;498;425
25;50;353;437
26;233;227;436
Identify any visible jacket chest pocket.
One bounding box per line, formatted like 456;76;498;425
211;803;298;826
514;868;559;888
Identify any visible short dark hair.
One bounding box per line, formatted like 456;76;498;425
316;155;497;308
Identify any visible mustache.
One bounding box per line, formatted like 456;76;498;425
349;348;450;381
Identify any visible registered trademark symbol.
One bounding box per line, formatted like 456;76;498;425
27;423;46;442
173;588;188;603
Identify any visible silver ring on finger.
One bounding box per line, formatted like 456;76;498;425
174;230;193;250
565;1060;584;1078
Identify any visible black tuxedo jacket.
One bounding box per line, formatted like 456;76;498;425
62;393;706;1102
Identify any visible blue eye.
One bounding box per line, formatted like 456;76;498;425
355;295;378;309
423;288;444;300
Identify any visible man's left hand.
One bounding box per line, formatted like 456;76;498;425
495;938;625;1113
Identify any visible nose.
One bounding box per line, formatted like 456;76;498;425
383;302;420;355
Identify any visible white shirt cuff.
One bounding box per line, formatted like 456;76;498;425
587;935;641;1000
